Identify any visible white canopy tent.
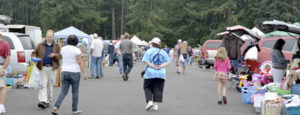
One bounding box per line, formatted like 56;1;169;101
130;35;144;45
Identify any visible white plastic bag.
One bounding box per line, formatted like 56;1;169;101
26;64;40;89
179;55;184;62
245;46;258;60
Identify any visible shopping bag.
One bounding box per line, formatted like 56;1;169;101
179;55;184;63
25;63;40;89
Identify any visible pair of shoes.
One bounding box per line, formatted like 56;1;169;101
38;102;50;109
176;71;180;74
96;76;100;79
73;110;82;114
51;107;59;115
217;101;222;105
223;96;227;104
0;104;6;114
145;101;153;110
121;74;126;81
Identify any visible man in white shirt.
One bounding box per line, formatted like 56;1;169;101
90;34;104;79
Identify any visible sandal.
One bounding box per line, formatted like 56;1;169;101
73;110;82;114
51;107;59;115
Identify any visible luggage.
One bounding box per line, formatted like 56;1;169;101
241;86;256;104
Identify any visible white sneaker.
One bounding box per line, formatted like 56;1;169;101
0;105;5;114
145;101;153;110
153;104;159;111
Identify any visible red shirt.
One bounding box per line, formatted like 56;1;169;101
0;40;11;58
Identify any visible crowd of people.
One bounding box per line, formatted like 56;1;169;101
0;29;227;114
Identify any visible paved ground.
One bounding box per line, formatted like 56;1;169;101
5;62;257;115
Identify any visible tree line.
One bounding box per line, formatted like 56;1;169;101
1;0;300;47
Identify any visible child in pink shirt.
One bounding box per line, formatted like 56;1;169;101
213;47;231;105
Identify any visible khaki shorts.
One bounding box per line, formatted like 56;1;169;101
0;66;5;87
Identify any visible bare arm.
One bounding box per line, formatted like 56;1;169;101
2;56;10;70
76;54;87;80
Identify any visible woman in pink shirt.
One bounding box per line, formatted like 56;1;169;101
213;47;231;105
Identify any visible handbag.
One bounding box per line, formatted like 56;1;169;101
141;50;161;78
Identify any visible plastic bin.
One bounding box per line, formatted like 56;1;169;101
241;86;256;104
291;84;300;95
284;106;300;115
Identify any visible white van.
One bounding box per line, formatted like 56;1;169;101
1;32;35;73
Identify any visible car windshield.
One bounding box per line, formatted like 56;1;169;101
18;35;35;50
206;42;222;49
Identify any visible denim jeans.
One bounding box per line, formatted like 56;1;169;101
118;55;124;75
90;56;103;78
122;54;133;76
109;53;114;66
230;59;239;74
54;72;80;112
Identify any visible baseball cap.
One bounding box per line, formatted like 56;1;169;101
120;35;125;39
150;37;161;44
178;39;182;43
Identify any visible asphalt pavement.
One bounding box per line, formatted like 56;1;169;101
5;61;257;115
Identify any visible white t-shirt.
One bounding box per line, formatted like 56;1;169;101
91;39;103;57
60;45;81;72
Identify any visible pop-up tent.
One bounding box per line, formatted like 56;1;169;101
130;35;143;45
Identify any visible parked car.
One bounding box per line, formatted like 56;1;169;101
200;40;222;66
1;32;35;73
241;36;295;72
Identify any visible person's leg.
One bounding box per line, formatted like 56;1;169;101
47;68;57;104
109;53;114;66
125;55;133;77
99;57;103;77
95;57;101;78
118;55;124;75
217;80;222;102
122;55;128;76
222;80;227;104
90;56;96;78
38;68;48;103
144;79;154;103
0;88;6;105
272;68;284;83
153;79;165;103
71;73;81;112
54;72;71;109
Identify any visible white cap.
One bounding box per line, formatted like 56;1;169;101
93;33;98;39
150;37;161;44
178;39;182;43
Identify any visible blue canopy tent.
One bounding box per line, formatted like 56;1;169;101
54;26;92;65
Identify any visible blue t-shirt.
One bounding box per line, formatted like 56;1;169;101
142;48;171;79
163;48;170;54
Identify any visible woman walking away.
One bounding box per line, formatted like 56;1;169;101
213;47;231;105
178;41;188;74
271;39;290;83
52;35;87;115
142;37;170;111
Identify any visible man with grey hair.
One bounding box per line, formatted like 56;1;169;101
90;34;104;79
0;31;11;113
32;30;62;109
